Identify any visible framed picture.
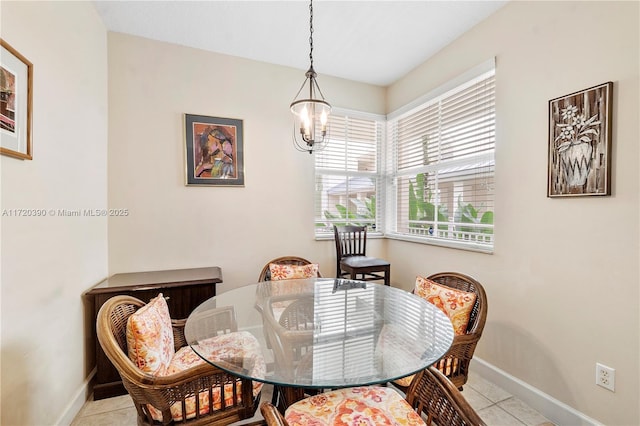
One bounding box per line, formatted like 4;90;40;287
548;82;612;197
1;39;33;160
184;114;244;186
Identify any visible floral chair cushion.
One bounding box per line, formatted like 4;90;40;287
269;263;319;281
393;374;415;388
414;276;477;336
393;358;459;388
285;386;425;426
126;293;174;375
148;331;265;422
375;324;423;379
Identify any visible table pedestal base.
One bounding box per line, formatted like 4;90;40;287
273;386;309;412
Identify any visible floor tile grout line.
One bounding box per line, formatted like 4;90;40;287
466;380;546;424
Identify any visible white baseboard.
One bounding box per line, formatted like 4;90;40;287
472;358;602;426
56;368;96;426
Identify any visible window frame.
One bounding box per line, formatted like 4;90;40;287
312;59;496;253
385;59;496;253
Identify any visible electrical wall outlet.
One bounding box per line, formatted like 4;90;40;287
596;363;615;392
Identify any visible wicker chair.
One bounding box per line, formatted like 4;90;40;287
257;256;322;281
396;272;488;392
260;402;288;426
96;295;258;425
256;256;319;352
262;295;314;370
256;256;322;408
427;272;487;390
262;294;318;410
407;366;487;425
260;366;485;426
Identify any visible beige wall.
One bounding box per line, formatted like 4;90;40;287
0;1;108;425
106;33;386;292
387;2;639;425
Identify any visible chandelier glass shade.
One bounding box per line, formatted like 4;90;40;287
291;0;331;154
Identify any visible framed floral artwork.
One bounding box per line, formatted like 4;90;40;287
1;39;33;160
184;114;244;186
548;82;612;197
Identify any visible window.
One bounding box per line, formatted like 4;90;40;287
387;63;495;251
314;110;385;237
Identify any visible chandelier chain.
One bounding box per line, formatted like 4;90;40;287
308;1;314;68
291;0;330;154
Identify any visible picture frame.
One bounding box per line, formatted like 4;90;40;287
1;39;33;160
184;114;244;186
548;82;612;197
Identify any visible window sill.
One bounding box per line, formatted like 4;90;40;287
315;232;385;242
385;233;493;254
315;232;492;254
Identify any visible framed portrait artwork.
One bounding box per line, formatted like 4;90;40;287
548;82;613;197
184;114;244;186
1;39;33;160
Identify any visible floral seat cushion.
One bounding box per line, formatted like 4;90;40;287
377;324;439;389
285;386;425;426
382;319;461;389
393;372;416;389
393;357;459;388
375;324;423;377
148;330;265;422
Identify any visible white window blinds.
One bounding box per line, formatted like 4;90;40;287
388;67;495;251
314;112;384;237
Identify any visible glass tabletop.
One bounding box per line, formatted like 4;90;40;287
185;278;454;389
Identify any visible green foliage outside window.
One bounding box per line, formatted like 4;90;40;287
408;173;449;231
455;197;494;236
318;196;376;228
408;173;493;238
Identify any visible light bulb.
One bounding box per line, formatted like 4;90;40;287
303;112;311;138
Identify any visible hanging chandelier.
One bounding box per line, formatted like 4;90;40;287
290;0;331;154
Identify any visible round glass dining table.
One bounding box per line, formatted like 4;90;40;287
184;278;453;406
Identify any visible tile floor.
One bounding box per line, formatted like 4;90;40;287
71;372;554;425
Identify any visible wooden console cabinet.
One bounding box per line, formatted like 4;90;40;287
85;267;222;400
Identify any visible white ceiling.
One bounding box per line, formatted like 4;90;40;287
93;1;507;86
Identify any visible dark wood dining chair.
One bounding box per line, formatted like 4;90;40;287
333;225;390;285
260;366;486;426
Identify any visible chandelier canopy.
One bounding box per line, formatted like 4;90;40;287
290;0;331;154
